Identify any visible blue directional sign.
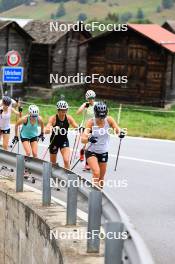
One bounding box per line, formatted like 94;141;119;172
2;67;24;83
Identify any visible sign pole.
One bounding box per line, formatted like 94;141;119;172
0;82;3;97
10;84;13;98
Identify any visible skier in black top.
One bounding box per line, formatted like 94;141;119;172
45;100;78;168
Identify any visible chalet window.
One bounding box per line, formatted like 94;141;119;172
106;64;127;76
128;45;147;60
105;44;127;61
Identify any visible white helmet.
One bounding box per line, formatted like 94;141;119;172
28;105;39;117
85;90;96;100
57;100;69;110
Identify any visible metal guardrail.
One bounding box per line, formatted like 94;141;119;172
0;149;155;264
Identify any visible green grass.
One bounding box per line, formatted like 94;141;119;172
11;88;175;140
0;0;174;24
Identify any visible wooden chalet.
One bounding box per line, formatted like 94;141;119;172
24;21;91;88
162;21;175;34
81;24;175;107
0;21;33;96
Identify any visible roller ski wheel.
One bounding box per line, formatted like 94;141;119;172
24;168;36;184
83;164;91;171
0;166;14;173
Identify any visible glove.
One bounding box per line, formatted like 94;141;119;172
38;132;45;142
0;109;3;114
78;126;84;133
18;106;23;113
85;102;90;108
119;129;126;139
88;136;98;144
12;136;19;144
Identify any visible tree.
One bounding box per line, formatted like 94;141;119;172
78;13;87;21
156;5;162;12
162;0;173;8
136;8;145;20
106;13;119;22
56;2;66;17
120;12;133;22
79;0;88;3
50;13;56;19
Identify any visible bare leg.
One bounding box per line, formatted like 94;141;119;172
50;153;57;164
2;134;10;150
98;162;107;188
30;141;38;158
60;147;70;169
22;141;31;156
87;156;101;187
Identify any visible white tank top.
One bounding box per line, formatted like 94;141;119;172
88;118;110;154
82;102;96;127
0;106;11;130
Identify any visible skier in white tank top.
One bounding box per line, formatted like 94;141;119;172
0;96;20;150
77;90;96;169
81;101;127;188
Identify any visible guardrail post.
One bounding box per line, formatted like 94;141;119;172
87;190;102;253
104;222;124;264
66;173;78;225
16;155;25;192
42;162;52;206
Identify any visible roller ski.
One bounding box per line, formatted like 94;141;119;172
24;168;36;184
10;136;19;152
0;165;14;178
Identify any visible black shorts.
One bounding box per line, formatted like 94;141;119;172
49;139;69;154
85;151;108;163
0;128;10;134
21;136;38;143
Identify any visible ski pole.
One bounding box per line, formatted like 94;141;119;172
71;106;87;165
70;128;79;165
114;138;122;171
71;143;88;170
72;131;81;165
42;133;56;160
71;157;81;170
10;141;18;152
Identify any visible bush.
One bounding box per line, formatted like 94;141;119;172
56;2;66;17
120;12;133;22
79;0;88;3
162;0;173;8
156;5;162;12
106;13;119;22
136;8;145;20
78;13;87;21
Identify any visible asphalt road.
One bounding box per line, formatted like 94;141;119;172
2;127;175;264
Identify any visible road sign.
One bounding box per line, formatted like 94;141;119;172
2;67;24;83
6;51;21;67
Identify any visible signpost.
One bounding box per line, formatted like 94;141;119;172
6;50;21;67
2;67;23;97
2;67;24;83
1;50;23;97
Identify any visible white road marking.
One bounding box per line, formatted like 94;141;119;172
38;143;175;168
110;154;175;168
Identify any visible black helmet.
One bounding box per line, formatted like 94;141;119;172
94;101;108;119
2;96;11;106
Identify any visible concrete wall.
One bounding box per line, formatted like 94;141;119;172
0;179;104;264
0;182;63;264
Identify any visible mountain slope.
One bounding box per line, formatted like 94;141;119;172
0;0;174;24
